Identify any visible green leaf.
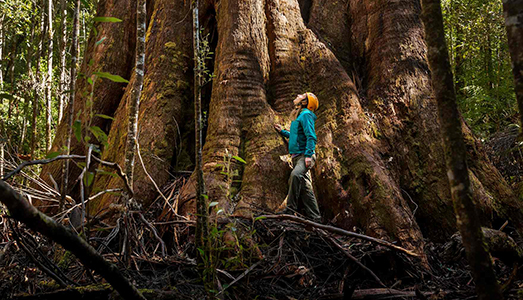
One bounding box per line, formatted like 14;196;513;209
46;152;61;159
254;216;266;222
93;72;129;83
73;120;82;143
87;77;93;85
84;172;95;186
209;201;219;208
232;155;247;164
93;16;122;23
89;126;108;147
202;194;209;200
95;36;106;46
95;114;115;120
96;169;119;178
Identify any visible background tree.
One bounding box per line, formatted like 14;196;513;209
421;0;503;297
501;0;523;133
442;0;518;136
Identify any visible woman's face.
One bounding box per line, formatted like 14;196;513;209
293;93;307;106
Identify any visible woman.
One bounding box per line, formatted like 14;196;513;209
274;92;321;222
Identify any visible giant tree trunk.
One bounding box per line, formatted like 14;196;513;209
38;0;523;259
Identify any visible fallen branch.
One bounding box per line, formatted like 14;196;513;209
137;212;166;257
321;231;386;287
13;231;68;288
0;180;146;300
259;214;419;257
2;154;134;198
217;259;264;296
320;288;433;299
2;155;86;180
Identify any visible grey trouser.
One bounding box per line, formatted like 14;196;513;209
286;154;321;221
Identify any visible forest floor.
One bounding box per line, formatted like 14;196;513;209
1;209;523;300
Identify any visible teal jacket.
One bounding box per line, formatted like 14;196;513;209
280;109;317;157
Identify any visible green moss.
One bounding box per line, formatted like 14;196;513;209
164;41;177;49
75;283;111;293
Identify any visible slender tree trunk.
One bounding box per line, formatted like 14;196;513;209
421;0;503;299
8;36;20;118
58;0;68;123
0;16;4;91
502;0;523;133
60;0;81;210
124;0;146;193
193;0;209;269
0;142;4;178
46;0;54;152
31;0;47;159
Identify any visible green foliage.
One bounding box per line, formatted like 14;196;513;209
0;0;96;158
92;71;129;83
92;17;122;23
442;0;518;136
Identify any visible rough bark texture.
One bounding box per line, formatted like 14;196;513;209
90;0;192;213
45;0;53;152
124;0;146;191
58;0;68;123
502;0;523;131
31;0;46;159
36;0;137;207
60;0;81;211
421;0;503;298
38;0;523;262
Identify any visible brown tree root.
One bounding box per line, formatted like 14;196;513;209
0;181;146;300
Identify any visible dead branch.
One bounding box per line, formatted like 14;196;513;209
2;154;134;198
0;180;146;300
2;155;86;180
259;214;420;257
11;226;68;288
320;288;433;299
137;212;166;257
321;231;386;287
217;259;264;296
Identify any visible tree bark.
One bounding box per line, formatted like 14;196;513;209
58;0;68;123
193;0;209;266
124;0;146;192
502;0;523;133
60;0;81;211
45;0;54;152
0;16;4;91
421;0;503;298
89;0;192;213
31;0;47;159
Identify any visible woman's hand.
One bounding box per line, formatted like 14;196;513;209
274;124;283;132
305;157;312;168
